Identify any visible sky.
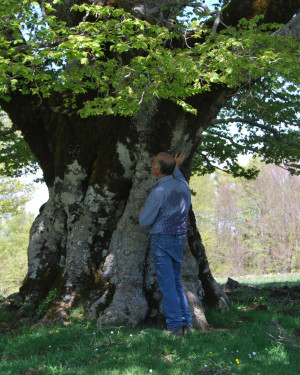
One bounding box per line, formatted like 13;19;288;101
26;182;48;216
23;171;48;216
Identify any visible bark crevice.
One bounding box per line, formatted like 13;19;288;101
5;90;230;329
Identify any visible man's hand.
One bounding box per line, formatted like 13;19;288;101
174;152;185;169
140;205;144;213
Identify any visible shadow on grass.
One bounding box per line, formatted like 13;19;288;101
1;311;299;375
1;275;299;375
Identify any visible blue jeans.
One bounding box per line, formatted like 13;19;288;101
151;234;192;330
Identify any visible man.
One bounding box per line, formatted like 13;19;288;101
139;152;192;335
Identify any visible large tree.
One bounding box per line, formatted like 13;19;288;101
0;0;299;329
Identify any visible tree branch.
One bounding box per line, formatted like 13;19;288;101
212;10;222;33
195;151;242;176
273;11;300;41
196;151;226;173
220;0;300;28
205;128;257;153
210;118;300;148
145;1;212;17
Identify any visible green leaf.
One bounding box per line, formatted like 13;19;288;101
80;57;89;65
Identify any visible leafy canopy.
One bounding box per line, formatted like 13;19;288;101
0;0;299;177
0;111;38;176
194;75;300;178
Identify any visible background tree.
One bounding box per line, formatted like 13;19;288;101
0;210;35;296
189;174;217;257
191;160;300;276
0;176;34;218
234;162;300;274
0;174;34;296
0;0;299;328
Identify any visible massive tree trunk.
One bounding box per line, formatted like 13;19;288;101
1;0;299;329
2;88;229;329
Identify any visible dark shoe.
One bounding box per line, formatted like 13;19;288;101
164;326;183;336
182;326;191;335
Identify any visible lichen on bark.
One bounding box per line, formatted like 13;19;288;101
8;92;230;329
4;0;298;329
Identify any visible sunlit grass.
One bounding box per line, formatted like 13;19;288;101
1;274;299;375
216;272;300;287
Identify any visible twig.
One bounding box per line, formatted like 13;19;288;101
97;315;112;345
198;359;237;374
184;28;192;49
210;358;237;374
267;322;300;349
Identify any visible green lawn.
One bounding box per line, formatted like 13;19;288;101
216;273;300;287
1;275;299;375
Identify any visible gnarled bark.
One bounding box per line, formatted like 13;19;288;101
1;89;229;329
2;0;299;330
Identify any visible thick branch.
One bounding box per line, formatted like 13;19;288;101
273;11;300;41
212;10;222;33
144;1;212;17
221;0;300;27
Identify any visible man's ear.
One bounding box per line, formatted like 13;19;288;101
153;164;160;177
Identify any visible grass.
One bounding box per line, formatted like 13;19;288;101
1;275;300;375
216;272;300;287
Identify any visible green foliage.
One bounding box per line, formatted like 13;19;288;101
0;1;299;177
36;288;58;317
1;275;299;374
0;3;298;117
216;273;300;287
195;74;300;177
0;175;34;218
0;111;38;177
0;210;34;296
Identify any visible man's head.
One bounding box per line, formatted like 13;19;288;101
151;152;176;178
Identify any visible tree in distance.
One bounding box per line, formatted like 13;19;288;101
0;210;35;296
0;174;34;296
0;0;299;328
0;175;34;219
190;160;300;276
